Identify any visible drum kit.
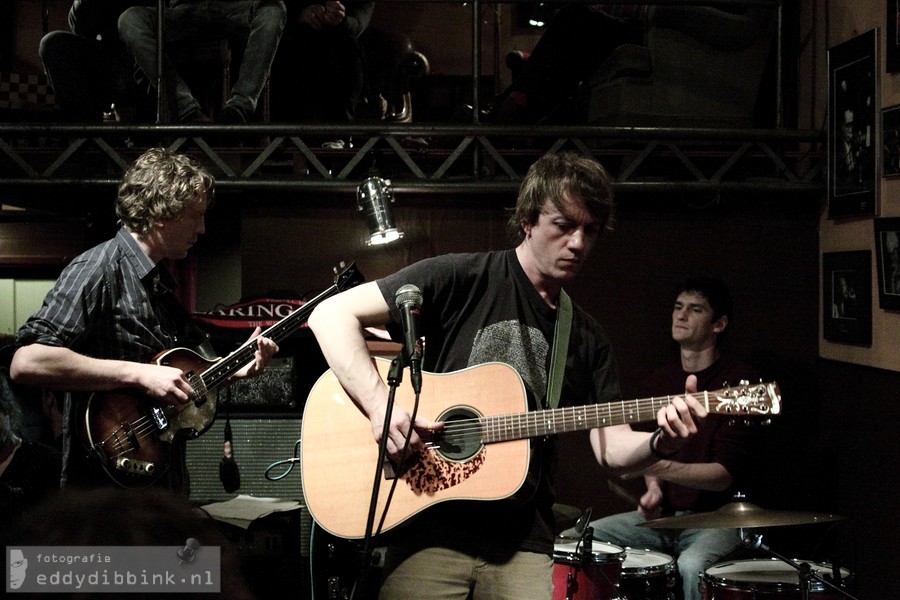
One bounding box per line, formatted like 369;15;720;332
550;498;858;600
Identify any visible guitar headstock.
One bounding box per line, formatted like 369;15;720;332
709;381;781;416
334;262;365;291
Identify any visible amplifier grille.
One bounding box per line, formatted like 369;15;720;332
185;415;304;504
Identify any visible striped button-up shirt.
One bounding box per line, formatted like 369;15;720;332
16;227;187;361
15;227;198;490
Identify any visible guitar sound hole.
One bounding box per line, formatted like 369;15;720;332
434;406;482;461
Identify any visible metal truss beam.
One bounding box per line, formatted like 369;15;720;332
0;123;824;198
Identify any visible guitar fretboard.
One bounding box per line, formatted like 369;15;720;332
481;393;710;443
197;265;361;393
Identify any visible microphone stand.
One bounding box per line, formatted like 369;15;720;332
741;530;859;600
354;352;406;599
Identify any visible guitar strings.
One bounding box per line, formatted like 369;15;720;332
425;397;680;444
101;415;159;456
100;375;209;458
419;390;770;446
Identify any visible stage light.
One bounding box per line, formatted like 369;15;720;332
356;176;403;246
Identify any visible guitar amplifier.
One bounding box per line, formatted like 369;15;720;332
222;356;299;410
185;414;305;504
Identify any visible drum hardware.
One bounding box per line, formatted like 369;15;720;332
736;531;858;600
640;496;856;600
567;507;595;600
553;502;583;526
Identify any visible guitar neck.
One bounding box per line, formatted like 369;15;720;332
482;394;699;443
480;379;781;443
199;281;343;391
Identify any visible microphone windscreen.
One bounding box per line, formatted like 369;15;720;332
219;456;241;493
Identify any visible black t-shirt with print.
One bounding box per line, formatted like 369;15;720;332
376;249;621;556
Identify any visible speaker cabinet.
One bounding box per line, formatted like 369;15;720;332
185;414;304;504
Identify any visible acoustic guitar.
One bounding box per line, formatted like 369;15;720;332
301;359;780;539
81;262;363;488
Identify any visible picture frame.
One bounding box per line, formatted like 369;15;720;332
889;0;900;73
874;217;900;310
883;104;900;176
828;29;880;218
823;250;872;346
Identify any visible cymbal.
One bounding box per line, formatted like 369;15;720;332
639;501;845;529
552;503;582;522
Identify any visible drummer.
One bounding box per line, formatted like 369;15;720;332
574;277;763;600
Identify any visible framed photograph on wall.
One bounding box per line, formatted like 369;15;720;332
889;1;900;73
874;218;900;310
823;250;872;345
883;104;900;176
828;29;880;218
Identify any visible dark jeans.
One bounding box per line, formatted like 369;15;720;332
118;0;286;121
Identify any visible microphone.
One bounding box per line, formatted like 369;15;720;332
219;418;241;493
395;284;423;394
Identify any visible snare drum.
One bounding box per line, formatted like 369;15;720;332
552;537;624;600
701;558;852;600
619;548;676;600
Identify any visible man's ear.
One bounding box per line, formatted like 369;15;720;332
713;315;729;333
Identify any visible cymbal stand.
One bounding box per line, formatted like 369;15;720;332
740;530;860;600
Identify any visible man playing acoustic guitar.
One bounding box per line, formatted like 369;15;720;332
306;152;711;600
10;148;278;494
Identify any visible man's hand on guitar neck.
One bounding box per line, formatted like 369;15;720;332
653;374;708;456
228;327;279;381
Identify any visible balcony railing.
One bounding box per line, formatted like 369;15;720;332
0;122;824;201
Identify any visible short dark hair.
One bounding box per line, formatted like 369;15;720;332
676;276;733;322
509;152;615;240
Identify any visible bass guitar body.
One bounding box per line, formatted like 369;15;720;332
80;261;365;488
81;347;218;488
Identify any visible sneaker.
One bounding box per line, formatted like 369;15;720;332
218;104;246;124
178;109;213;124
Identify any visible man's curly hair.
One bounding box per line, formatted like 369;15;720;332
116;148;215;233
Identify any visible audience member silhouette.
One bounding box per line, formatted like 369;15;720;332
271;1;374;128
39;0;154;122
118;0;287;123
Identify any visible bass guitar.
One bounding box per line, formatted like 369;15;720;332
82;262;363;488
300;358;780;539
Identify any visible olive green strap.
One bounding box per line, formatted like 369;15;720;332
546;289;572;410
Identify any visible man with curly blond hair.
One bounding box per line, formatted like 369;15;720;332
10;148;278;493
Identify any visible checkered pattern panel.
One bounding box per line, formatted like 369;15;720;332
0;72;56;110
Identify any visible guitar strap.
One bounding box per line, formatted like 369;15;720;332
546;289;572;410
152;270;217;359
